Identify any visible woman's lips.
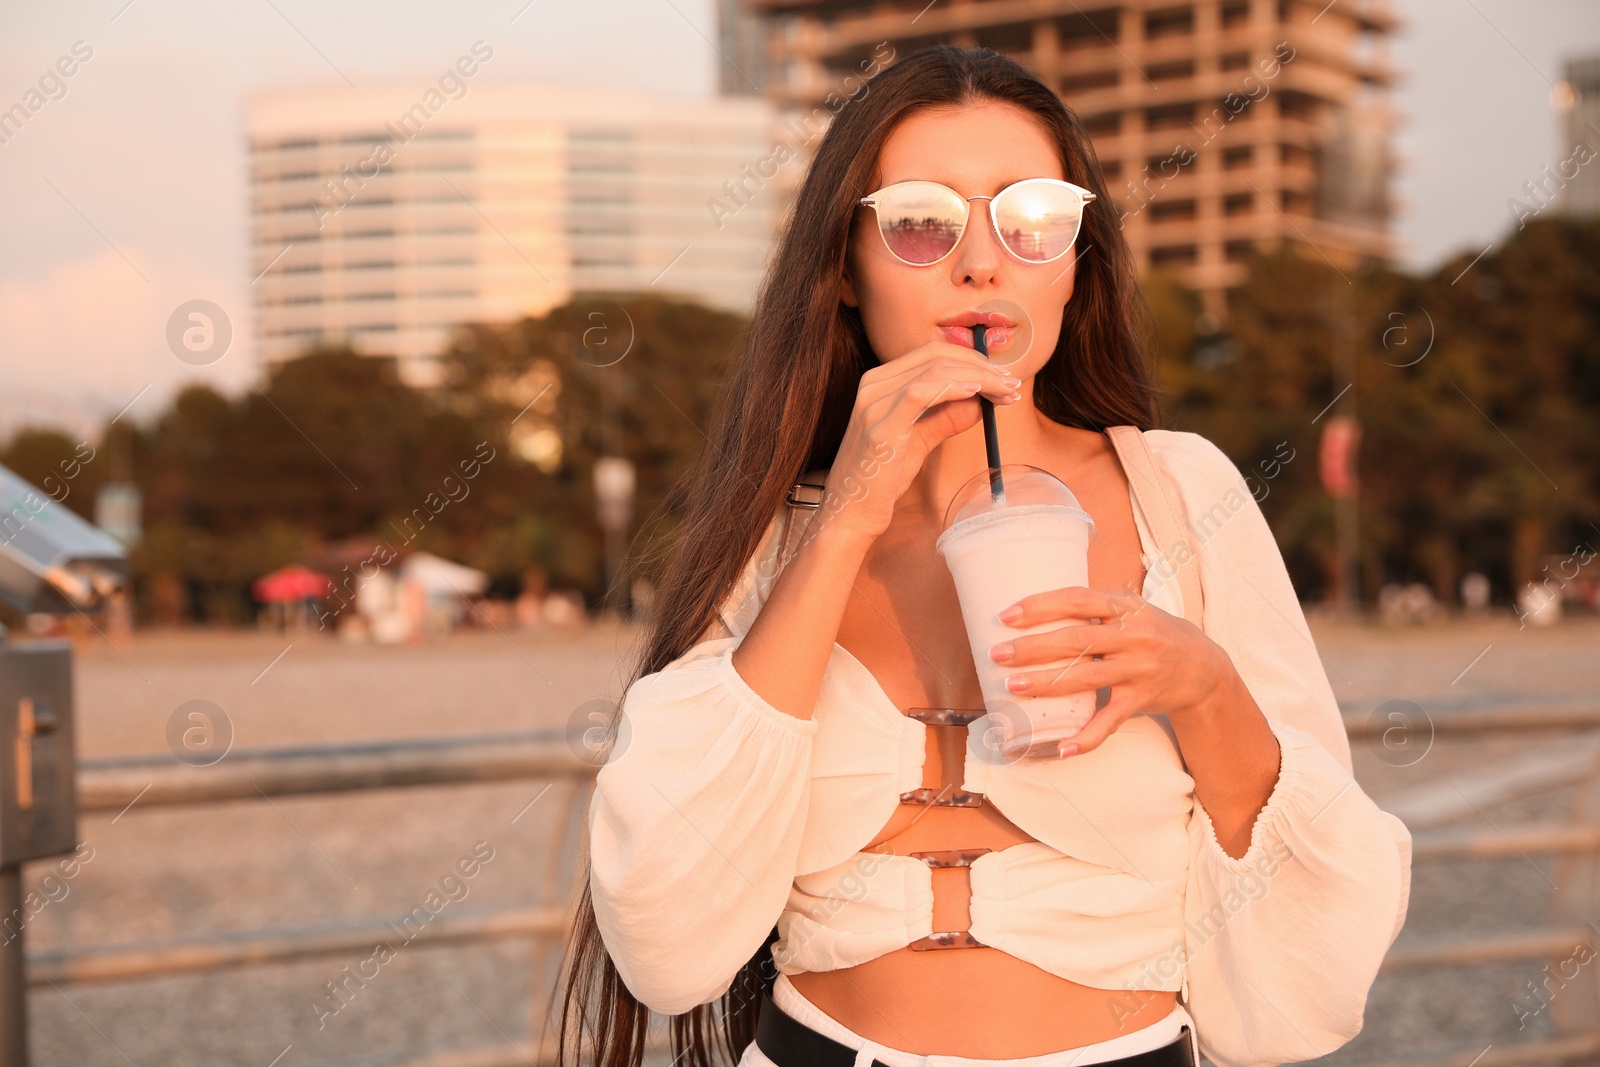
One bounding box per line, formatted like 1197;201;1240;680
941;324;1016;350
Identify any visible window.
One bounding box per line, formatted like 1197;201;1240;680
975;21;1035;52
1145;102;1195;129
1151;198;1197;221
1223;192;1254;215
1099;159;1123;179
1225;239;1256;261
1056;9;1121;44
1280;142;1315;167
1223;145;1253;169
1060;70;1120;93
1221;2;1250;26
570;159;631;174
1281;189;1313;213
1146;59;1195;81
1082;111;1122;135
1278;93;1314;119
1220;52;1249;71
1146;152;1188;173
1144;6;1194;37
1149;244;1198;266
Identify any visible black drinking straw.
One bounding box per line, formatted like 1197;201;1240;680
971;324;1005;501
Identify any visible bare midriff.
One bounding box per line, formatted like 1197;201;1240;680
786;729;1178;1057
788;433;1175;1058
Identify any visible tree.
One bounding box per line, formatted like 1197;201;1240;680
437;294;747;597
1154;218;1600;606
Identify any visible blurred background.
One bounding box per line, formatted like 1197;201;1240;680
1;1;1598;1065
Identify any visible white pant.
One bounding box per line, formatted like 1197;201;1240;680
738;974;1198;1067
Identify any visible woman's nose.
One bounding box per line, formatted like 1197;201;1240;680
950;201;1001;286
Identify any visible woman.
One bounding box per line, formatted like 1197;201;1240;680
559;45;1411;1067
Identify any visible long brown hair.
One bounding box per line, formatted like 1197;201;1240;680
553;44;1155;1067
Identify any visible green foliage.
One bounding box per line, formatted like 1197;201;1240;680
0;298;743;624
6;227;1594;623
1150;218;1600;604
435;292;747;594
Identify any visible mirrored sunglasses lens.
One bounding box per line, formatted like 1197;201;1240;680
993;183;1085;262
877;184;968;264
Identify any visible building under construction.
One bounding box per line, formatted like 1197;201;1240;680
718;0;1398;315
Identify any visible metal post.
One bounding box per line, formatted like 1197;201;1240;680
1341;300;1361;612
593;457;635;619
1321;292;1362;617
1549;748;1600;1038
0;865;27;1067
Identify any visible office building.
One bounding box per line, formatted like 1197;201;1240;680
247;83;781;384
731;0;1399;314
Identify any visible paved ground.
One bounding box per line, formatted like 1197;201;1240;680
14;611;1600;1067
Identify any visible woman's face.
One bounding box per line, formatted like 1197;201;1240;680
840;100;1081;378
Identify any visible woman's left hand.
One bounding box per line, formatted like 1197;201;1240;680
986;586;1232;756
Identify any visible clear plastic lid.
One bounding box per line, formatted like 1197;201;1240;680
940;463;1097;538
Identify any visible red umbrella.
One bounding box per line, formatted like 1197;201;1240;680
253;564;332;603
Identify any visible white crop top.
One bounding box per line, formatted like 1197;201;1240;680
588;430;1413;1067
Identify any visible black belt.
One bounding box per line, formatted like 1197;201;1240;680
755;990;1195;1067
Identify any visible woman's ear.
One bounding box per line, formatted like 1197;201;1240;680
839;256;860;308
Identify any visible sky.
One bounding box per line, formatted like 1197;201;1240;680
0;0;1596;439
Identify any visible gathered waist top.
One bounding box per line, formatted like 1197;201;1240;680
588;430;1413;1067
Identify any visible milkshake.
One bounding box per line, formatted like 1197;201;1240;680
935;465;1097;762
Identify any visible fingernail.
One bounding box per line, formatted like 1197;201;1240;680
989;642;1013;663
998;605;1022;623
1058;743;1079;758
1006;674;1031;693
1000;375;1022;388
962;380;982;390
1006;391;1022;401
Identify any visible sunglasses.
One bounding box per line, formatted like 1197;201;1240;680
857;178;1096;267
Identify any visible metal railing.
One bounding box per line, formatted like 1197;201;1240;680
1346;706;1600;1067
33;731;614;1067
15;710;1600;1066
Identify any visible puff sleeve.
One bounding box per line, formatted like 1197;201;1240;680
1152;432;1413;1067
587;506;818;1016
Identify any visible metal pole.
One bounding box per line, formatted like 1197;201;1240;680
1341;300;1361;613
1337;477;1360;612
0;865;27;1067
1324;290;1361;617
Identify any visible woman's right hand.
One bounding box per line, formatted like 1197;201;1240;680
817;341;1024;541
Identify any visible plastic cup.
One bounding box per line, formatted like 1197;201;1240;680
934;465;1097;762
